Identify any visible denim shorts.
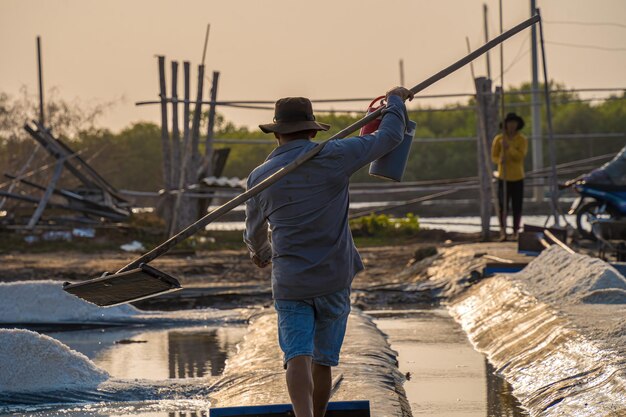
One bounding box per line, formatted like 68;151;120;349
274;288;351;368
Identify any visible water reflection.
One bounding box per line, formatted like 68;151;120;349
168;330;228;378
44;325;246;380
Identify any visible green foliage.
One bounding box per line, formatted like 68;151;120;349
350;213;420;237
75;122;164;191
0;83;624;193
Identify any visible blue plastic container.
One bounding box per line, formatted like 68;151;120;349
368;120;416;182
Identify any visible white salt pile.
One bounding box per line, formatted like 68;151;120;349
0;281;139;323
448;244;626;415
514;245;626;358
0;329;109;393
517;245;626;305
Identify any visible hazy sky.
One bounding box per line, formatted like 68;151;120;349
1;0;625;132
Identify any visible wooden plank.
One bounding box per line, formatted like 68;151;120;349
37;122;125;199
0;190;127;221
27;160;64;229
4;173;128;214
24;123;97;189
25;122;129;205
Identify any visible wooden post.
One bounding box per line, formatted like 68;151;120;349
26;159;63;229
537;9;560;226
189;64;205;184
157;56;173;226
474;77;501;240
183;61;191;176
169;62;193;236
197;71;220;216
202;71;220;174
37;36;45;126
530;0;543;202
170;61;181;190
482;4;491;80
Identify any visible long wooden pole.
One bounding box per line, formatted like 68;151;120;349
537;9;561;226
37;36;45;125
170;61;181;190
204;71;220;162
189;64;205;183
498;0;508;237
117;14;540;272
169;62;192;237
483;4;492;80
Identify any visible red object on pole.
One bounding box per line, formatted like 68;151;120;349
359;96;386;135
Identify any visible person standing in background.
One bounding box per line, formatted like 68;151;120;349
492;112;528;241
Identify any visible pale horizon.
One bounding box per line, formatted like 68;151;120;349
1;0;625;133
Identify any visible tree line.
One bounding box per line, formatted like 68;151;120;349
0;82;624;193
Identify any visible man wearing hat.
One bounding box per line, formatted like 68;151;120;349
244;86;413;417
491;112;528;241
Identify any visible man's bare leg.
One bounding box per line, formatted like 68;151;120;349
286;355;314;417
312;363;332;417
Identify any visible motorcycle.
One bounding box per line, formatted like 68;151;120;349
564;178;626;239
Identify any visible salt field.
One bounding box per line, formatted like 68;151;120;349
2;244;626;416
2;280;526;417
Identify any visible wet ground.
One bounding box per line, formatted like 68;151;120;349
372;309;527;417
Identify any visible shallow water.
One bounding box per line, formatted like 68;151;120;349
2;311;527;417
372;309;528;417
43;325;247;380
1;325;245;416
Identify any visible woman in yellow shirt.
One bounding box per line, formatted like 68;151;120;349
491;112;528;241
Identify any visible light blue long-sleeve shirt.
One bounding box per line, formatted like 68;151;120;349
244;94;408;300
